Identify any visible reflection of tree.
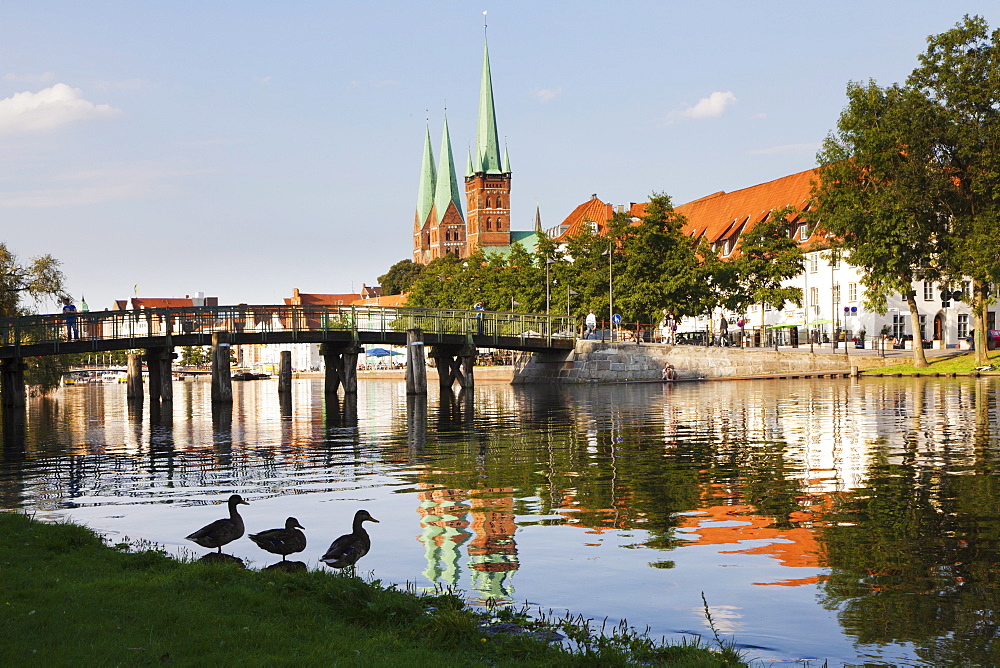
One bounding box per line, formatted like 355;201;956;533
817;382;1000;665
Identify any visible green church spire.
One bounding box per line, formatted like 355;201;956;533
474;38;503;174
434;115;463;219
416;123;436;225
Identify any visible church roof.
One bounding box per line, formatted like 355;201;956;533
434;115;463;220
415;123;436;225
474;38;504;175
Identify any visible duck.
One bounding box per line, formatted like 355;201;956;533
249;517;307;561
320;509;379;571
185;494;250;552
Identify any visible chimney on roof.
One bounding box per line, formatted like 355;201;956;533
591;193;597;199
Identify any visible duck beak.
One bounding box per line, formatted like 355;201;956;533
240;500;250;505
368;516;380;523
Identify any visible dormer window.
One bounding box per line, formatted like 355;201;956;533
799;224;810;241
722;239;732;256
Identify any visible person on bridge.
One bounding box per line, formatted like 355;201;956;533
62;297;78;341
585;310;596;339
474;301;485;334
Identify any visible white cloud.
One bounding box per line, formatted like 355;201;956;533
0;83;120;135
750;142;820;156
255;75;273;85
666;91;737;124
532;87;562;103
4;72;55;84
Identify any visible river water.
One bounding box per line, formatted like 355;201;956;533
2;376;999;666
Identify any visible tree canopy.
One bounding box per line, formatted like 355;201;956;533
0;243;67;318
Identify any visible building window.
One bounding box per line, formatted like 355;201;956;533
919;315;927;340
988;310;996;330
892;314;906;339
832;284;840;305
809;254;818;273
958;314;970;338
923;281;934;301
496;196;502;208
799;225;809;241
962;280;971;299
486;217;492;230
497;218;503;230
486;196;491;209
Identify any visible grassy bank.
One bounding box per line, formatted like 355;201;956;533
865;350;1000;376
0;512;746;666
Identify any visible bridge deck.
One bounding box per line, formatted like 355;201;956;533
0;305;575;358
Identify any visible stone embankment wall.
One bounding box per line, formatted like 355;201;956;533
512;341;891;383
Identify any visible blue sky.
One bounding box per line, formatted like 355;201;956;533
1;2;997;311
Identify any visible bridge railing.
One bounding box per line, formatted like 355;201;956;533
0;305;574;353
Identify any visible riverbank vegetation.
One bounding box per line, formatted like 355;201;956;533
868;349;1000;375
0;512;747;666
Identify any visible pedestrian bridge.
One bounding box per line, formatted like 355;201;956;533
0;305;575;409
0;304;575;358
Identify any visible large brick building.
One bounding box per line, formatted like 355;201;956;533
413;37;517;263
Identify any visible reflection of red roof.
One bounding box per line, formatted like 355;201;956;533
123;296;219;309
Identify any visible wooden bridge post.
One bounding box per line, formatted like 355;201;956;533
428;344;476;392
0;358;26;409
278;350;292;396
211;331;233;404
126;353;143;403
144;348;175;403
320;343;361;395
405;328;426;395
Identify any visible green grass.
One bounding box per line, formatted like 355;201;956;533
0;512;748;667
867;349;1000;375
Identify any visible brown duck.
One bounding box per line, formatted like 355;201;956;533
320;509;379;570
249;517;306;561
185;494;250;552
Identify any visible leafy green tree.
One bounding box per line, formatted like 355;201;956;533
813;81;952;367
180;346;211;366
907;15;1000;364
0;243;67;317
615;193;715;322
378;259;424;296
732;206;805;336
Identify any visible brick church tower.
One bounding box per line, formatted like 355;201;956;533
464;37;511;254
413;34;511;263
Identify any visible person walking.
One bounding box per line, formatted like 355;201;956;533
719;316;729;347
584;310;597;339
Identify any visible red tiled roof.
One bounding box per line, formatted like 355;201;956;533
552;196;616;238
559;168;820;256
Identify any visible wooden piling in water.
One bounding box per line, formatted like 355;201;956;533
126;353;143;402
211;331;233;404
405;328;427;395
278;350;292;396
0;358;26;409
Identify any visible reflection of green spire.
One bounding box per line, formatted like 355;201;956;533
416;123;436;225
434;115;463;219
475;38;503;174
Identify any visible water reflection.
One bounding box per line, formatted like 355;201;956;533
1;377;999;664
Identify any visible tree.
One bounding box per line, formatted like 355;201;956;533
813;81;952;367
0;243;67;317
615;193;715;322
0;243;69;393
378;259;424;296
907;15;1000;364
732;206;805;336
180;346;211;366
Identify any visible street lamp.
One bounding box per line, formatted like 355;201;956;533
545;257;555;315
603;241;614;341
